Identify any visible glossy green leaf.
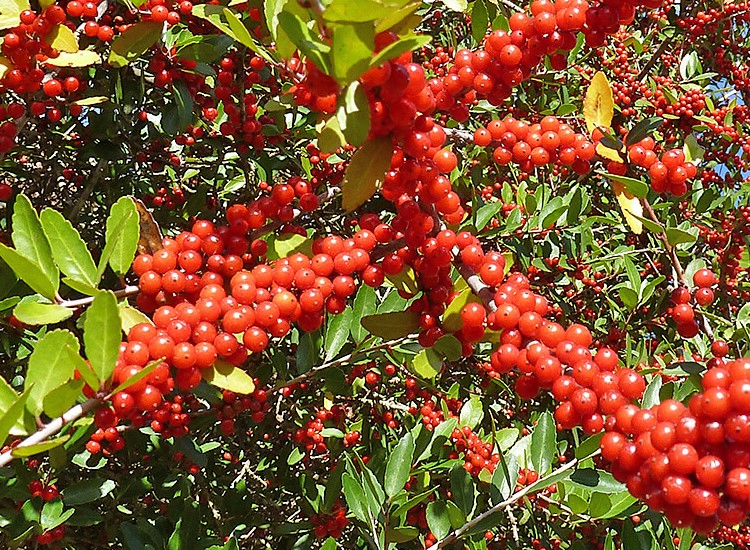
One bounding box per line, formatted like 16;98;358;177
342;474;369;523
108;21;163;68
451;466;475;517
410;348;442;379
350;284;376;343
25;329;78;415
43;379;84;418
341;137;393;211
40;208;98;287
12;194;58;285
0;387;31;444
11;435;70;457
62;478;116;505
324;306;352;361
530;411;555;474
331;23;374;84
104;197;139;276
0;242;57;301
360;310;419;340
119;304;152;334
13;301;73;325
277;10;331;73
337;82;371;147
324;0;392;22
426;501;451;540
385;432;414;497
64;345;100;393
83;291;121;384
459;396;484;430
201;360;256;394
442;288;483;333
267;233;313;260
369;34;430;68
602;173;649;198
98;203;137;279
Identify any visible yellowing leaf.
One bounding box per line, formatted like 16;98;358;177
442;288;483;333
73;96;109;106
44;50;101;67
0;0;30;30
583;72;614;133
341;137;393;211
201;360;256;394
46;24;79;53
596;142;624;163
0;56;11;79
613;182;643;235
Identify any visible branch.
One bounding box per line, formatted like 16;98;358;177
67;158;108;220
641;198;714;339
0;398;101;468
58;285;140;309
426;455;585;550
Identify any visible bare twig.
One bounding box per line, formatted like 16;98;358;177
58;285;140;309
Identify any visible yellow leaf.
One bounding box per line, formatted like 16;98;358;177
73;96;109;106
596;142;624;163
45;24;79;53
44;50;101;67
583;72;614;133
201;360;255;394
0;0;29;30
613;182;643;235
0;56;11;80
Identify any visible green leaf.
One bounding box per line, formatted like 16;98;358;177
683;134;704;165
679;51;702;80
474;201;503;231
108;21;163;68
625;117;663;146
666;227;697;246
98;202;137;279
369;34;430;68
491;453;518;500
277;10;331;74
433;334;462;361
459;397;484;430
319;537;336;550
410;348;442;379
442;288;483;333
360;310;419;340
602;173;649;198
63;478;117;505
341;137;393;211
11;435;70;457
0;387;31;444
324;0;392;22
471;0;488;44
441;0;467;11
324;307;352;361
351;285;376;344
318;115;346;154
25;329;78;416
190;5;274;63
426;501;451;540
338;82;371;147
64;345;100;393
108;359;162;396
83;291;121;384
530;411;555;474
201;360;256;394
331;23;374;84
119;304;152;334
13;301;72;325
43;379;84;418
385;265;419;295
12;194;58;286
451;466;475;517
0;243;57;301
342;474;369;523
385;432;415;497
267;233;313;260
0;0;30;30
104;197;139;277
40;208;98;287
641;376;662;408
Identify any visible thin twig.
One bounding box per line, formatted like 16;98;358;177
426;455;586;550
58;285;140;309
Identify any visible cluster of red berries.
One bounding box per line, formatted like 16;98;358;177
310;502;349;539
293;407;344;456
473;115;596;174
625;138;697;195
669;268;717;338
27;480;66;544
451;424;502;476
216;388;269;436
600;357;750;533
